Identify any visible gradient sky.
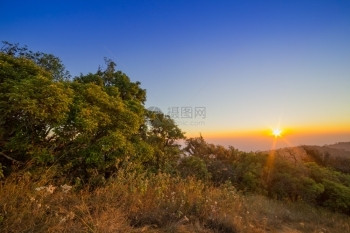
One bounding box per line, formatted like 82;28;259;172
2;0;350;151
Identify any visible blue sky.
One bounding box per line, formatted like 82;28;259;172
2;0;350;150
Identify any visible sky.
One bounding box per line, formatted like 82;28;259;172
2;0;350;151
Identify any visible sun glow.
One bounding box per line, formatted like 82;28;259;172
272;128;282;137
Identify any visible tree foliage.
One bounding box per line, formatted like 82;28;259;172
0;42;182;182
1;41;70;81
145;111;185;172
0;52;73;168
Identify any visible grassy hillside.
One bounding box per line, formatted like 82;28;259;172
1;169;349;233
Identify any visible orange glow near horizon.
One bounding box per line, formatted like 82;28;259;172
186;123;350;139
184;124;350;151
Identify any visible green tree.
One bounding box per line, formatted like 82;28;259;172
56;60;148;182
1;41;70;81
178;156;210;181
232;152;266;193
146;111;185;172
299;177;324;203
321;179;350;214
183;135;210;158
0;44;151;183
0;52;72;173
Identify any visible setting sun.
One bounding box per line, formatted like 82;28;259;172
272;128;282;137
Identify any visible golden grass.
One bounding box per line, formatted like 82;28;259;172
0;169;349;233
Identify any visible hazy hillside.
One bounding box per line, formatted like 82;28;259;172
326;142;350;152
268;142;350;173
307;142;350;159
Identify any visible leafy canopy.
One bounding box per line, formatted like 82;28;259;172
0;42;184;182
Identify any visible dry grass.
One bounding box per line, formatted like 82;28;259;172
244;195;350;233
0;169;349;233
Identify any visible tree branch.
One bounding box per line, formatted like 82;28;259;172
0;151;23;164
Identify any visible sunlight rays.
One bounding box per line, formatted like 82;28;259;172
272;128;282;137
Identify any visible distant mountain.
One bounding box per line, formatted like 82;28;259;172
264;142;350;173
326;141;350;152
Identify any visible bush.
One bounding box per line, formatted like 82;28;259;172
321;179;350;214
178;156;210;181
